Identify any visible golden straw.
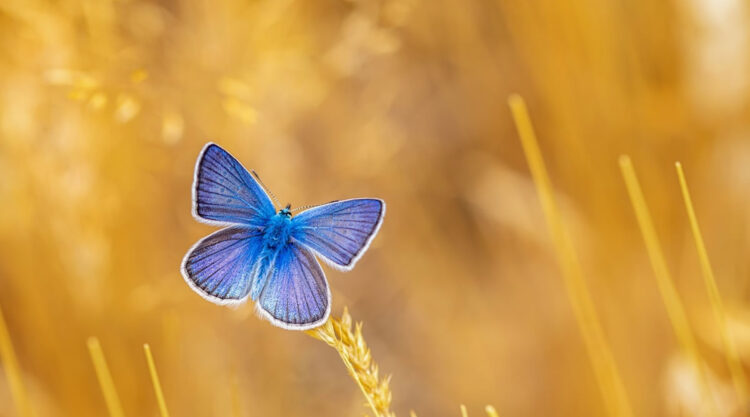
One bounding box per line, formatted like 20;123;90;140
676;162;748;404
460;404;469;417
143;344;170;417
619;156;718;416
0;304;33;417
508;94;633;417
87;337;125;417
484;405;499;417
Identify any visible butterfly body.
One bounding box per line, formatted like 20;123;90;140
261;208;293;250
249;208;295;300
182;143;385;330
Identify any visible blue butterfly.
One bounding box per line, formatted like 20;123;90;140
181;143;385;330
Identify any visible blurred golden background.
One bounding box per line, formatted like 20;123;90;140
1;0;750;416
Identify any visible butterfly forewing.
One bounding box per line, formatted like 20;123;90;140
291;198;384;270
193;143;276;226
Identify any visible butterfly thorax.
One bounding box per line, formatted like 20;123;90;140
262;210;293;250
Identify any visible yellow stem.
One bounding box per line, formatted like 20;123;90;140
143;344;170;417
675;162;748;405
87;337;125;417
460;404;469;417
485;405;499;417
0;304;33;417
508;94;633;417
619;155;718;417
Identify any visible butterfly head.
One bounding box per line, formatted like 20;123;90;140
279;204;292;218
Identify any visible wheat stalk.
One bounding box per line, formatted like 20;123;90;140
676;162;749;405
0;304;33;417
619;156;719;416
306;308;395;417
143;344;171;417
87;337;126;417
508;94;634;417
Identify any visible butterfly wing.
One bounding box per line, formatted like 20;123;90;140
181;226;265;304
291;198;385;271
192;143;276;227
255;242;330;329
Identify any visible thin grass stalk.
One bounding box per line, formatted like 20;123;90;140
306;308;394;417
619;156;718;416
0;304;33;417
508;94;634;417
675;162;748;405
457;405;500;417
143;344;170;417
484;405;499;417
86;337;125;417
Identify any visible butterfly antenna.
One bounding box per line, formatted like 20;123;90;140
251;170;281;208
291;199;342;213
291;204;315;213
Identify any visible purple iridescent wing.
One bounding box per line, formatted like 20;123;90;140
255;242;330;329
291;198;384;271
181;226;264;304
192;143;276;227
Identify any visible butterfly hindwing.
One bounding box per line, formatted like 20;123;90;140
291;198;385;270
193;143;276;226
181;226;265;304
256;241;330;329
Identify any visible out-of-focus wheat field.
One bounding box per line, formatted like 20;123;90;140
2;0;750;416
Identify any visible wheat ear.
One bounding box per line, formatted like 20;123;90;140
306;307;395;417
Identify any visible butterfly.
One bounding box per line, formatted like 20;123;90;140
181;143;385;330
